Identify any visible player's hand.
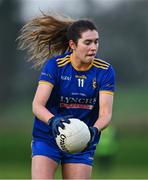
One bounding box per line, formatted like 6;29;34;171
48;115;72;138
87;127;100;147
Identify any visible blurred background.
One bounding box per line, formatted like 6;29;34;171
0;0;148;179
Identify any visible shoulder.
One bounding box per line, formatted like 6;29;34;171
93;57;115;74
45;52;71;68
93;57;111;70
43;52;71;68
56;52;71;67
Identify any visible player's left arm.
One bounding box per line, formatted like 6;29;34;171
94;91;114;131
94;64;115;131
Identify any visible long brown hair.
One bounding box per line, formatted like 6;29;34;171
17;12;75;68
17;12;98;69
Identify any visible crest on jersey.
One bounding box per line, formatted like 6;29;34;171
92;78;97;89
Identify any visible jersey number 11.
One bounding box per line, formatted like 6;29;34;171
78;79;84;87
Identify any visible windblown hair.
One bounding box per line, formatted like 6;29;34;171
17;12;98;69
17;12;75;68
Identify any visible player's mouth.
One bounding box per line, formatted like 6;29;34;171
87;53;96;57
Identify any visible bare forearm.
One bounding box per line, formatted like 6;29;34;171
94;114;112;131
32;103;54;124
32;84;54;124
95;93;114;131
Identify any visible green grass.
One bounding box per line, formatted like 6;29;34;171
0;86;148;179
0;133;148;179
113;86;148;122
92;164;148;179
0;163;30;179
114;135;148;166
0;86;147;133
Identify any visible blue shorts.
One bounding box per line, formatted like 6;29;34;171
32;133;101;166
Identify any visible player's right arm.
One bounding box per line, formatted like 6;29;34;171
32;56;71;134
32;82;72;137
32;58;57;124
32;83;54;124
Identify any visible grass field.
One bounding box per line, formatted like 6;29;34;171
0;132;147;179
0;86;148;179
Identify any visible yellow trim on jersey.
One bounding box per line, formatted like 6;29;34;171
93;64;108;70
70;55;93;72
39;80;54;87
57;56;71;67
100;90;114;95
58;59;71;67
94;58;110;65
93;58;110;70
57;58;70;65
71;62;93;71
56;54;70;61
93;60;109;67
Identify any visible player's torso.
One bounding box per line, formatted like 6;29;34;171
57;64;99;109
48;55;101;125
33;53;113;138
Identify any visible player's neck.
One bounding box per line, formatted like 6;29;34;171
70;53;92;71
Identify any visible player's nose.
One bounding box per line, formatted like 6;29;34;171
90;43;97;51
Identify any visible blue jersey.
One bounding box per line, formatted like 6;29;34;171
33;52;115;140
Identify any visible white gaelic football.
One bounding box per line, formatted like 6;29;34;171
56;118;91;153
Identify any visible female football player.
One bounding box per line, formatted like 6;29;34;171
18;12;115;179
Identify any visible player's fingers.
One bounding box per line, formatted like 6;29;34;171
53;126;60;137
61;118;70;124
64;115;73;120
59;123;65;129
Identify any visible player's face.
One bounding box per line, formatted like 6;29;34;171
73;30;99;64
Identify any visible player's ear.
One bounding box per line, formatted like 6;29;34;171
69;40;76;50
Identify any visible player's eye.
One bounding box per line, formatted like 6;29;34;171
94;40;99;44
84;40;99;46
84;40;91;45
